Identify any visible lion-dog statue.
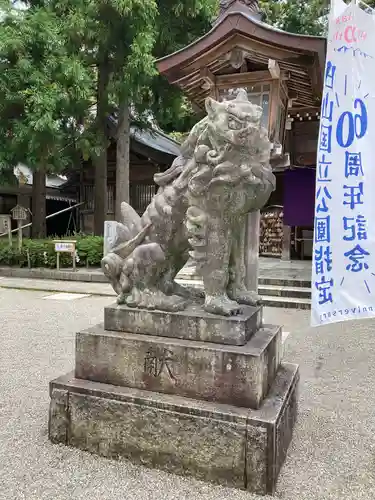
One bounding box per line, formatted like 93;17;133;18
102;89;276;316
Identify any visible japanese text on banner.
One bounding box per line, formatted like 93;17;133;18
311;2;375;326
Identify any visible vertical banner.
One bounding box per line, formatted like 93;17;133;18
312;1;375;326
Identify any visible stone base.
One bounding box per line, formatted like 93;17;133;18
49;363;299;495
104;303;262;346
75;323;282;409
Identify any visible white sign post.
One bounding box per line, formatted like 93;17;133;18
54;240;77;271
312;1;375;326
103;221;118;257
0;215;12;247
10;205;28;251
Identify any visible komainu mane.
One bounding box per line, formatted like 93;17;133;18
102;89;276;316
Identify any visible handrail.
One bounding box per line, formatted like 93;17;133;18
0;201;85;237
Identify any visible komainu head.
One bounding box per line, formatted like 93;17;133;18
205;88;266;149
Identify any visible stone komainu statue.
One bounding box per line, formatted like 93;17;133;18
102;89;276;316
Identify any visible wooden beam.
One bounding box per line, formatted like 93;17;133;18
288;88;315;99
288;106;320;115
188;87;211;100
200;67;216;89
173;34;303;82
215;70;288;88
268;59;280;79
287;90;298;108
216;70;270;88
268;79;281;142
309;57;323;100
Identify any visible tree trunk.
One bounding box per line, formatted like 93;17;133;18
93;59;110;236
115;103;130;221
31;168;46;239
93;148;107;236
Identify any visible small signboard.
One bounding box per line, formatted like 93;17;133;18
54;241;76;253
11;204;28;221
53;240;77;271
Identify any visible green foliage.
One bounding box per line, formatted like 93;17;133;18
0;0;217;168
0;235;104;268
0;0;217;237
154;95;205;134
259;0;329;36
0;167;18;186
0;4;93;173
167;131;186;143
154;0;217;58
76;236;104;266
148;0;217;133
260;0;375;38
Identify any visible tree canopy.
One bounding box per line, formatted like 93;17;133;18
260;0;375;36
259;0;329;36
0;5;91;169
0;2;92;236
0;0;217;235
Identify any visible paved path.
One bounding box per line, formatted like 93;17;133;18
0;257;313;284
0;257;313;297
258;258;311;281
0;275;115;296
0;287;374;499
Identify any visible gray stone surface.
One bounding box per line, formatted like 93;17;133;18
245;361;299;494
48;388;69;444
258;259;312;285
75;323;281;409
102;90;275;317
104;303;262;345
49;362;298;495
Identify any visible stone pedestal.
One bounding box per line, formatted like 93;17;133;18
104;303;262;345
49;303;299;495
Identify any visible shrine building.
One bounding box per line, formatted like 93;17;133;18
157;0;326;260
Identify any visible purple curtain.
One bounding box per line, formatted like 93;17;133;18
283;169;315;227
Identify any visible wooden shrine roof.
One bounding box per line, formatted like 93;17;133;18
157;2;326;110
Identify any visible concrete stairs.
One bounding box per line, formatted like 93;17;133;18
175;273;311;310
258;279;311;310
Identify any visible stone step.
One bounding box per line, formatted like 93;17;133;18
175;278;311;310
259;277;312;288
261;295;311;310
175;278;203;288
176;275;312;289
259;284;311;299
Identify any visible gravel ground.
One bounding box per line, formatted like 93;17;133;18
1;287;375;500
